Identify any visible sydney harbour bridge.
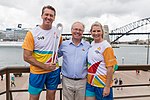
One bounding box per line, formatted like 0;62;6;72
64;17;150;44
108;17;150;44
0;17;150;43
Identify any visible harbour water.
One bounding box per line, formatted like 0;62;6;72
0;46;28;67
1;43;150;100
0;44;150;67
114;44;149;65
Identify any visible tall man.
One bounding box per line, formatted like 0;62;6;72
58;21;90;100
22;5;61;100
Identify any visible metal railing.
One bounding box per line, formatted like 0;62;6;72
0;65;150;100
0;66;62;100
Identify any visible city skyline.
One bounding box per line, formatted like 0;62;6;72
0;0;150;41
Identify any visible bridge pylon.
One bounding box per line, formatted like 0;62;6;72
103;25;110;43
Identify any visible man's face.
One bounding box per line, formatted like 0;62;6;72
71;23;84;40
41;8;55;27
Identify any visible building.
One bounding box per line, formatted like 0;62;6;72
0;28;30;41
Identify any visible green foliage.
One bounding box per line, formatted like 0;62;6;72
82;36;94;43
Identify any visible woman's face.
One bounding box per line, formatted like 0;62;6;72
91;26;103;42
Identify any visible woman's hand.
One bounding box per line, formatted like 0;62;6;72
103;86;110;97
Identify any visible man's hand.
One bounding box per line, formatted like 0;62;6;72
23;49;57;71
45;63;56;71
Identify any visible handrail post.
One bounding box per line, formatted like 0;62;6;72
6;69;11;100
60;89;62;100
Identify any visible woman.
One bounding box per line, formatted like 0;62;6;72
86;21;117;100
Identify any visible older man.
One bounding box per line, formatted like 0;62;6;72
58;21;90;100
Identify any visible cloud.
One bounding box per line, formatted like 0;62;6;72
0;0;150;33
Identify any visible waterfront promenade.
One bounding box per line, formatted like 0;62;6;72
0;71;150;100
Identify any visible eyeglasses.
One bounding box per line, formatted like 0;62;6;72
92;30;101;32
72;28;84;32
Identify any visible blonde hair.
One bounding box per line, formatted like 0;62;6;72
90;21;104;38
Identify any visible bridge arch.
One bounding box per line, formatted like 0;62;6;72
110;17;150;43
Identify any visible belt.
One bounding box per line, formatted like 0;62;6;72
64;76;84;80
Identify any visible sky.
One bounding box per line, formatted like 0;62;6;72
0;0;150;41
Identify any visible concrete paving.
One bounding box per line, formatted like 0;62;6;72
0;71;150;100
113;70;150;100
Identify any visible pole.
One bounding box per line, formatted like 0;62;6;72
147;33;149;64
6;70;11;100
122;57;125;64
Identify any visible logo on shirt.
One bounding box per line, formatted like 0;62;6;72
82;48;85;51
97;47;101;50
37;36;44;40
95;47;101;54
